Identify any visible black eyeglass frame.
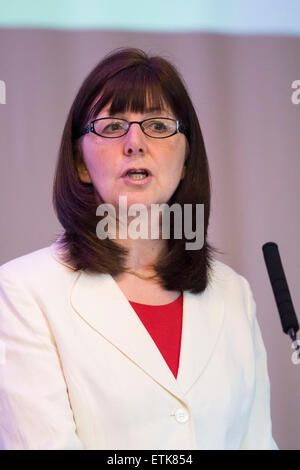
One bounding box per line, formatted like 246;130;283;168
78;117;187;139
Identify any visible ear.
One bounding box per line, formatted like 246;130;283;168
77;161;92;183
75;144;92;184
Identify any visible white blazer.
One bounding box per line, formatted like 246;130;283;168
0;239;278;450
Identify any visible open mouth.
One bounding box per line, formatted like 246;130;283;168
124;169;149;180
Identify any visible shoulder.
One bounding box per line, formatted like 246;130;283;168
1;246;53;272
209;257;250;287
0;239;76;293
208;258;255;321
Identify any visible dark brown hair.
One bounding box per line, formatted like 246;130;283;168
52;47;221;294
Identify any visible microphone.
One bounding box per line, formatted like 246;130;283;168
262;242;299;361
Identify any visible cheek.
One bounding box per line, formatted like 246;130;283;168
164;148;185;174
85;152;112;181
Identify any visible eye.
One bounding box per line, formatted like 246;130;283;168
145;120;168;132
95;119;127;136
152;122;167;131
104;122;123;131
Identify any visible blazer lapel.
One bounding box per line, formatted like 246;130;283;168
70;269;185;399
176;283;225;396
50;240;225;400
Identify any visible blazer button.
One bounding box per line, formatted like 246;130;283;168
175;408;189;423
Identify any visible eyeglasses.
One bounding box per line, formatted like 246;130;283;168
78;117;186;139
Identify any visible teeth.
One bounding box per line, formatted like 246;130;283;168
127;173;147;179
126;170;148;179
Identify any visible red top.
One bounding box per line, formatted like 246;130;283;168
128;293;183;379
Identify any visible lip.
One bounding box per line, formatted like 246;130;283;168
122;174;153;186
121;167;152;177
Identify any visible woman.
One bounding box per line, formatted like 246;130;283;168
0;47;278;450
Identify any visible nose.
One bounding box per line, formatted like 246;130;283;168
124;122;147;156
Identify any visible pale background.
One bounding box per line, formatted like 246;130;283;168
0;0;300;450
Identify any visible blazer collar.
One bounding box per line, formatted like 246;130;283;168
50;239;225;400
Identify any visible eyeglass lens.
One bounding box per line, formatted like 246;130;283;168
93;118;177;138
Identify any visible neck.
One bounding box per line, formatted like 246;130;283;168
115;236;167;273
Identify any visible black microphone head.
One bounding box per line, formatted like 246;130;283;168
262;242;284;285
